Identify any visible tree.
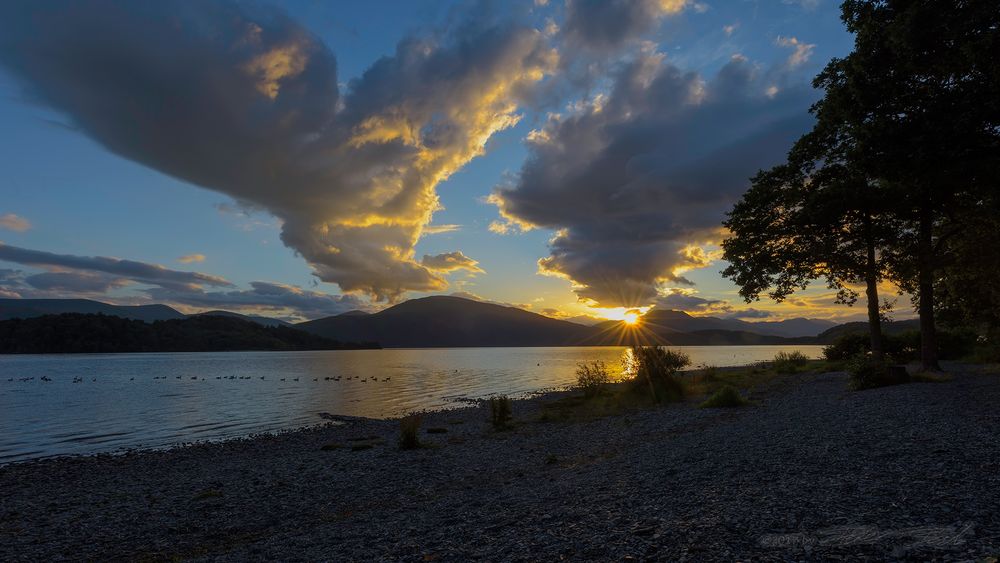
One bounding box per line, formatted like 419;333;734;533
722;154;898;362
727;0;1000;370
808;0;1000;370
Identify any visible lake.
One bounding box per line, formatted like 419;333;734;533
0;345;824;463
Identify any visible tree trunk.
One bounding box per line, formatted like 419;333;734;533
863;214;883;363
918;205;941;371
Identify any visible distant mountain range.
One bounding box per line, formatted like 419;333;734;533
0;296;911;350
298;296;598;347
0;313;376;354
0;299;290;327
298;295;837;347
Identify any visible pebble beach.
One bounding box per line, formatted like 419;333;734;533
2;366;999;561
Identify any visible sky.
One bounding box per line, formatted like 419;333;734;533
0;0;879;324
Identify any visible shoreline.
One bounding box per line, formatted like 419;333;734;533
3;365;999;560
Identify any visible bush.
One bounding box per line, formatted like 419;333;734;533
772;351;809;374
699;385;748;408
575;360;610;398
847;354;910;390
488;395;513;430
826;328;978;364
624;346;689;403
398;414;423;449
824;333;869;361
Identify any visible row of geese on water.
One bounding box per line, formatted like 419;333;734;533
5;375;393;383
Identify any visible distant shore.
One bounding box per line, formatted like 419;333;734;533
2;364;998;560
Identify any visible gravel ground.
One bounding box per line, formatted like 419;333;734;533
2;366;999;561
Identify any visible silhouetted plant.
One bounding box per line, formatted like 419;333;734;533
699;385;748;408
575;360;610;398
846;353;908;391
398;414;423;450
772;351;809;374
624;346;688;403
488;395;513;430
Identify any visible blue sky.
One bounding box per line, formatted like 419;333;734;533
0;0;867;322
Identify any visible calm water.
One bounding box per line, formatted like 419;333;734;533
0;345;823;463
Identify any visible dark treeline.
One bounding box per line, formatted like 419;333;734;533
0;314;380;354
723;0;1000;371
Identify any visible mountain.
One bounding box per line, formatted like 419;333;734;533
193;310;293;328
298;295;598;347
639;308;835;338
0;298;184;322
0;313;378;354
817;318;921;343
0;298;293;327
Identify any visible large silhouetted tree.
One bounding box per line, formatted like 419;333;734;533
727;0;1000;370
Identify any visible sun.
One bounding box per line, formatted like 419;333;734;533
622;311;640;326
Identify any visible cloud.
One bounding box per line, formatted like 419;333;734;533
0;213;31;232
147;281;369;320
0;244;367;320
24;271;129;293
0;242;231;291
723;23;739;36
562;0;689;52
421;251;484;274
727;308;773;319
776;36;816;68
782;0;821;10
423;224;462;235
655;289;730;313
177;254;206;264
490;53;816;307
0;1;556;303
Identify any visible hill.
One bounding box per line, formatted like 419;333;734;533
0;298;293;327
298;295;598;347
0;298;184;322
193;310;293;328
0;314;378;354
816;318;921;343
640;308;835;338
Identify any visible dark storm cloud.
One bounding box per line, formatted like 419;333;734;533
0;0;556;302
562;0;690;52
0;242;231;290
490;53;816;307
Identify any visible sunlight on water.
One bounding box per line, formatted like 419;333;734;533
0;345;824;462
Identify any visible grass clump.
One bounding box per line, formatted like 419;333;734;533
575;360;610;398
398;414;423;450
772;351;809;374
699;385;749;408
488;395;514;430
624;345;689;403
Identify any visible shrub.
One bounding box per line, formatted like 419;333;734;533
624;346;689;403
772;351;809;374
575;360;610;398
824;333;870;362
488;395;513;430
398;414;423;449
699;385;748;408
847;353;910;390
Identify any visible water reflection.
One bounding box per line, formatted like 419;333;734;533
0;345;824;462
